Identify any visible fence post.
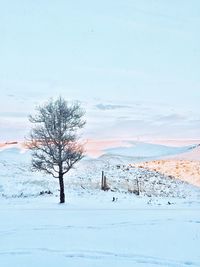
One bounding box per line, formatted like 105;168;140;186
101;171;104;190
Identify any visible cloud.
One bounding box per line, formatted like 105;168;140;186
155;114;186;123
95;103;130;111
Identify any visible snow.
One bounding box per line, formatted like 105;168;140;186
0;196;200;267
0;148;199;199
133;160;200;187
0;144;200;266
104;142;198;159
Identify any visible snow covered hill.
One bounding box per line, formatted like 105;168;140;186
0;144;200;199
103;142;199;159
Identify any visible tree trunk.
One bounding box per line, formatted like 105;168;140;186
59;173;65;204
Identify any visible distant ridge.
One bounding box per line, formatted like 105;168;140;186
102;142;199;160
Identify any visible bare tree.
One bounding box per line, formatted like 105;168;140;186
28;97;86;203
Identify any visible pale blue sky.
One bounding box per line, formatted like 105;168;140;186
0;1;200;141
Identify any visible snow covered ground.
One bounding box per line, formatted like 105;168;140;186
0;195;200;267
0;142;200;266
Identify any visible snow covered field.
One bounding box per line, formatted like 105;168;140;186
0;142;200;267
1;195;200;267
